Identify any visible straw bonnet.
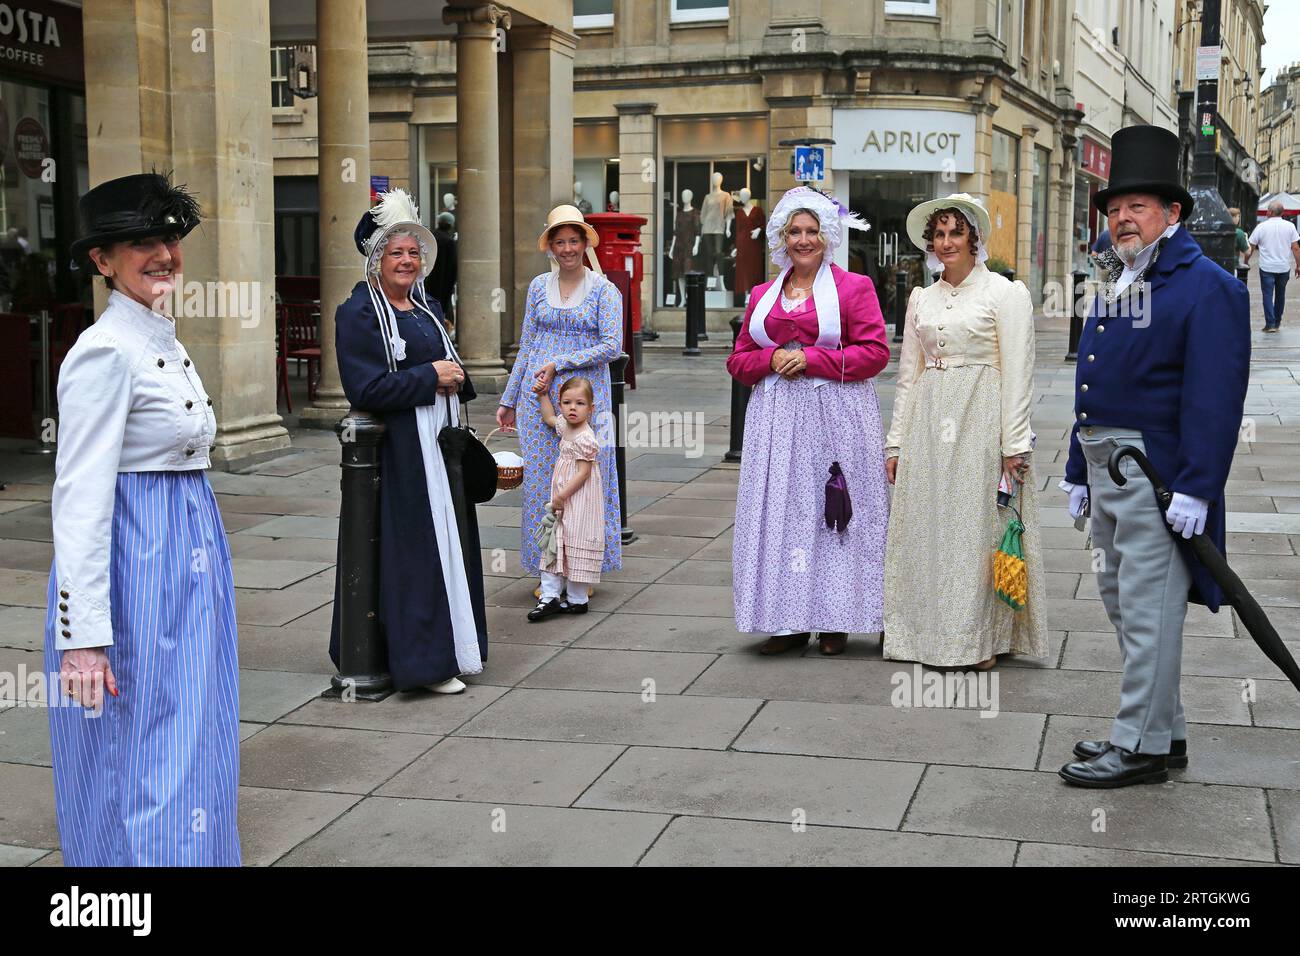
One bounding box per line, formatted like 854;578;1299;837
537;204;599;251
905;193;993;253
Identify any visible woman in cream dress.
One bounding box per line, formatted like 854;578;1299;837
883;194;1047;669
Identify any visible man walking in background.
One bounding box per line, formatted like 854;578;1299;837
1246;200;1300;332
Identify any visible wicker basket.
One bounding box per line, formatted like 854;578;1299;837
486;428;524;491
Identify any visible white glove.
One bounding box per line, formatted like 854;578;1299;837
1165;492;1208;539
1059;480;1088;519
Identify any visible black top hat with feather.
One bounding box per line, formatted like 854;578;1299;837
71;172;202;259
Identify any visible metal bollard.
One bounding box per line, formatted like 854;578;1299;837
682;271;705;356
1000;268;1016;282
1236;265;1249;284
1066;271;1087;362
725;314;750;463
893;270;907;343
326;411;393;701
610;352;637;545
23;310;55;455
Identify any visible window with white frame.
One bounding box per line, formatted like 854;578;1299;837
884;0;938;15
670;0;729;24
270;46;293;108
575;0;614;29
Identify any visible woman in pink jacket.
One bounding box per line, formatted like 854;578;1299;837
726;187;890;656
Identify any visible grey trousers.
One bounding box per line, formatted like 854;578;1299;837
1080;427;1192;755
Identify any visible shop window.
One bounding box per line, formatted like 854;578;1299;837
670;0;729;25
885;0;937;15
660;155;765;309
988;128;1020;270
1030;145;1051;303
575;0;614;29
846;172;936;317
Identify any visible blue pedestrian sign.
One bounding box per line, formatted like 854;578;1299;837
794;146;825;182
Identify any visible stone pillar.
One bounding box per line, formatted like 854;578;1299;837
616;102;656;335
1017;124;1038;284
511;25;577;350
83;0;290;465
300;0;372;426
445;3;512;390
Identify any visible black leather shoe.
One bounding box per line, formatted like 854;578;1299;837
1073;738;1187;768
1059;746;1168;788
527;598;565;623
561;601;589;615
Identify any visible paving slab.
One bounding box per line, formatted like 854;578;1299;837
0;705;50;765
378;736;625;806
456;688;761;750
239;724;437;794
0;539;54;572
238;669;332;723
601;556;685;584
1040;715;1300;790
640;816;1017;866
1272;790;1300;865
237;624;334;674
281;683;508;736
233;536;341;563
0;647;46;702
234;515;340;540
0;842;49;866
618;583;734;617
1061;630;1300;680
903;765;1274;862
238;785;361;866
519;647;717;695
0;762;58;848
619;533;713;559
734;700;1045;769
275;797;669;866
462;642;561;686
230;558;333;591
1015;843;1276;866
484;604;606;646
0;606;46;651
572;613;752;654
577;746;923;829
233;583;332;628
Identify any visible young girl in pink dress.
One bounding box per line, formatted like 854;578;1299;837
527;375;605;622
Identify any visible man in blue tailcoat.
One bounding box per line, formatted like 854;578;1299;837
1057;125;1251;788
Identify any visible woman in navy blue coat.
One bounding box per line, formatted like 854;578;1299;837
329;190;488;693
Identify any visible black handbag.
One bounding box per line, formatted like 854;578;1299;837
438;393;498;506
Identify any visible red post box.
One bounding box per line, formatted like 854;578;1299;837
587;213;646;334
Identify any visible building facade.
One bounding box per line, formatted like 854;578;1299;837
1172;0;1265;222
1258;63;1300;199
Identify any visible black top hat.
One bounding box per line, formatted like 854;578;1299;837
1092;125;1194;221
71;173;202;259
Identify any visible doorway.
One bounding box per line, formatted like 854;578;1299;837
846;172;936;321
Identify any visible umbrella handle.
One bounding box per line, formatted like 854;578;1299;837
1107;444;1174;511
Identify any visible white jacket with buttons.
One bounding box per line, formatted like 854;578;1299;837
884;262;1036;459
51;291;217;650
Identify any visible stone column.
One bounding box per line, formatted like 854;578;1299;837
616;102;656;336
1017;124;1038;284
300;0;372;426
445;3;512;390
84;0;290;465
512;25;577;349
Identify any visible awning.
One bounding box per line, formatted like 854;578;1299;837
1257;192;1300;216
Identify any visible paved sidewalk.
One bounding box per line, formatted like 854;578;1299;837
1;291;1299;866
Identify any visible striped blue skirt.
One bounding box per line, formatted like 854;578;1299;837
44;470;241;866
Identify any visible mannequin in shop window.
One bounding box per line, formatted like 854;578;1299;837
731;187;766;304
607;190;620;213
667;188;701;307
699;171;734;290
573;181;593;216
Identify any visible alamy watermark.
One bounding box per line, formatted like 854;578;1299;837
890;663;999;718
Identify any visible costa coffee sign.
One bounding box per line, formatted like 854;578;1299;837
0;1;83;87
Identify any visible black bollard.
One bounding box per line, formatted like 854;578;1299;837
682;271;705;356
1236;265;1249;284
610;352;637;545
1066;271;1087;362
326;411;393;701
1000;268;1016;282
893;269;907;343
725;314;750;463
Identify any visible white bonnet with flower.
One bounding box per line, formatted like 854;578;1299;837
765;185;870;270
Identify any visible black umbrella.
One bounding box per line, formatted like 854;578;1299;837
1108;444;1300;693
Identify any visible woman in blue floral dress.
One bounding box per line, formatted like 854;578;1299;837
496;205;623;611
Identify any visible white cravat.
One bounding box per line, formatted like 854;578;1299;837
1114;222;1180;295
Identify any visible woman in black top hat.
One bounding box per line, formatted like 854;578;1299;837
329;188;489;693
47;172;241;865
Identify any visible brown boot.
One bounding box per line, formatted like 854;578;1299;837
758;632;810;655
818;632;848;656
